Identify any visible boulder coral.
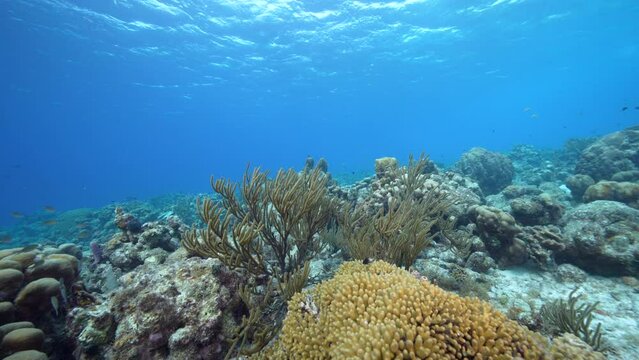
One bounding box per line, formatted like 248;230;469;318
559;200;639;276
457;147;515;195
0;244;84;359
468;205;527;266
272;261;550;359
582;180;639;208
574;125;639;181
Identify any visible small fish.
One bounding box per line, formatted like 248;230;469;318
0;234;11;244
622;106;628;111
76;222;89;228
531;113;539;119
635;106;639;110
43;219;58;226
43;206;56;213
59;278;68;306
523;107;531;112
10;212;24;219
77;231;91;239
51;296;59;316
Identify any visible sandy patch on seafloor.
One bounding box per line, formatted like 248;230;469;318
489;267;639;360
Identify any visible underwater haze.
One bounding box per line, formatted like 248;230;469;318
1;0;638;223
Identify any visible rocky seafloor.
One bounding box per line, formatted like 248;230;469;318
0;125;638;359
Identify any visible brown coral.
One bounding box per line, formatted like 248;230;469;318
275;261;549;359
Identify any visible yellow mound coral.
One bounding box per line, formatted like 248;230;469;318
275;261;550;359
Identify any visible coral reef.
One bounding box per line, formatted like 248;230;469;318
515;225;565;270
4;126;639;359
272;260;551;359
374;157;399;178
334;155;455;269
559;200;639;276
67;252;240;359
468;205;526;266
566;174;595;200
457;147;514;194
540;289;603;351
510;193;564;226
0;243;85;359
550;334;605;360
182;166;335;356
575;125;639;181
583;181;639;208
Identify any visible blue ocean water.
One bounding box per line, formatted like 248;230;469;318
1;0;638;225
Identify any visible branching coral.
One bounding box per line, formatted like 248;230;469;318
183;166;335;280
335;155;454;269
271;260;550;359
540;289;604;351
182;166;336;356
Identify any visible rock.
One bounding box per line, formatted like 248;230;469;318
0;269;24;300
583;181;639;208
68;257;235;359
611;170;639;182
553;264;587;283
14;278;60;315
559;200;639;276
374;157;399;178
0;322;34;339
0;303;15;325
510;193;564;226
469;205;521;240
565;174;595;200
138;223;177;251
468;206;525;266
456;147;515;195
575;125;639;181
515;225;565;269
2;350;48;360
0;328;45;353
501;185;541;199
550;333;605;359
465;252;496;273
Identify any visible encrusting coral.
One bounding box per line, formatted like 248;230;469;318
269;260;554;359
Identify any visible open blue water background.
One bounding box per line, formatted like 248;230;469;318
1;0;638;226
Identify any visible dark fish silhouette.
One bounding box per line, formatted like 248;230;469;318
622;106;628;111
10;212;24;219
635;106;639;110
43;206;56;213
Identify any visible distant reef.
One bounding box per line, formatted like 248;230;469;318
1;125;639;359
